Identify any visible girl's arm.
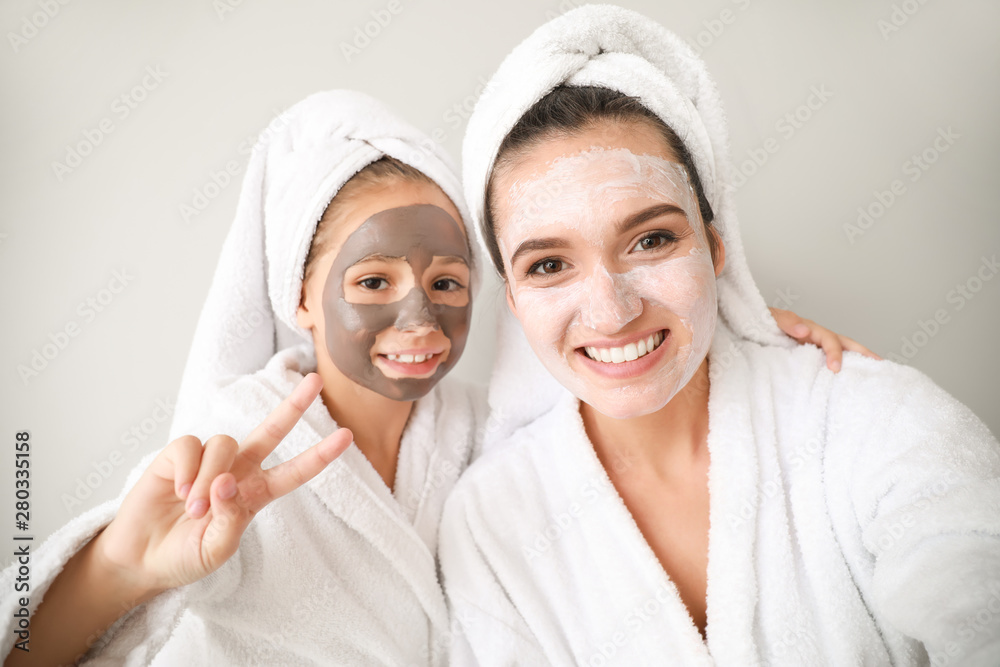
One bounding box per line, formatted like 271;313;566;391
4;374;352;666
770;307;880;372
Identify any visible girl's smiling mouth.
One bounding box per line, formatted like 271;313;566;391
375;347;448;378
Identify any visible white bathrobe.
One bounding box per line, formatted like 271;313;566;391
440;321;1000;666
441;5;1000;666
0;345;485;665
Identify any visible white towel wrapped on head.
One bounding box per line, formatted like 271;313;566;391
172;89;478;440
461;4;794;450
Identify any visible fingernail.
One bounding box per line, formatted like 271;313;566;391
188;499;208;518
831;360;841;373
219;478;237;500
793;324;810;337
178;483;192;499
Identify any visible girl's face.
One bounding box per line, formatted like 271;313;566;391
491;121;724;419
298;180;472;401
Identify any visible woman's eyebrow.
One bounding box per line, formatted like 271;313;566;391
509;237;566;267
616;203;687;235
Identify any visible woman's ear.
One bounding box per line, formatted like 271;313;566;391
711;227;726;277
505;282;518;316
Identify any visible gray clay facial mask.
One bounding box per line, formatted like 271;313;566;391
321;204;472;401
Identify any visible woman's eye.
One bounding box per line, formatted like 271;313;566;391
432;278;464;292
529;259;566;275
359;277;388;290
631;232;675;253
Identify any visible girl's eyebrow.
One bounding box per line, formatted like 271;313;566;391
350;254;406;266
432;255;470;267
510;237;566;268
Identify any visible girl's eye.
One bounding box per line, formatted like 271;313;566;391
528;258;566;276
359;277;388;290
432;278;465;292
631;231;677;253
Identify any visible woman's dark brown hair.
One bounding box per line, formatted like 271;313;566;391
484;85;718;276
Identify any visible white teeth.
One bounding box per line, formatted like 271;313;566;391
584;331;666;364
386;353;434;364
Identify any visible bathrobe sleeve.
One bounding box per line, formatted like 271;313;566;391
828;361;1000;666
0;450;238;665
439;485;551;666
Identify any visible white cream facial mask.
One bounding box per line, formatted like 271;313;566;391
499;147;718;419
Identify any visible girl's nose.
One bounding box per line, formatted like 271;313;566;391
394;288;440;333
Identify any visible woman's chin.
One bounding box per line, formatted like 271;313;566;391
580;394;671;421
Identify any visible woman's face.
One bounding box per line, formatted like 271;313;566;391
298;179;472;401
491;121;724;419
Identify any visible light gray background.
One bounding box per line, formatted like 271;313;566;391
2;0;998;561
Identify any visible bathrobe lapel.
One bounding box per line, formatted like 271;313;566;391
703;322;830;664
701;322;764;662
272;386;451;636
547;322;766;664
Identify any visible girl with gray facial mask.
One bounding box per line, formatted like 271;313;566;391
0;91;482;666
2;87;861;666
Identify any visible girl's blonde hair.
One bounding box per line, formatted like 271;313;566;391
302;157;435;284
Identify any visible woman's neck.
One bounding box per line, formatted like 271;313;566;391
315;355;413;491
580;358;711;480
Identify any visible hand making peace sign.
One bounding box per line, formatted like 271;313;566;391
93;373;353;597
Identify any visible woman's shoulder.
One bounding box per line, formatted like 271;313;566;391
741;336;968;421
828;354;983;434
732;338;996;466
750;340;997;473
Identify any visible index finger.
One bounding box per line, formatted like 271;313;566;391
240;373;324;465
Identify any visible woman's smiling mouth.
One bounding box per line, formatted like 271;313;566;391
574;329;671;380
581;330;665;364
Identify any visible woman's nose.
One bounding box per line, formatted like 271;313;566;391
581;265;642;333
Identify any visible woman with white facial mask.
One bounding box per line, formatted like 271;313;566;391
0;87;860;665
439;6;1000;666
